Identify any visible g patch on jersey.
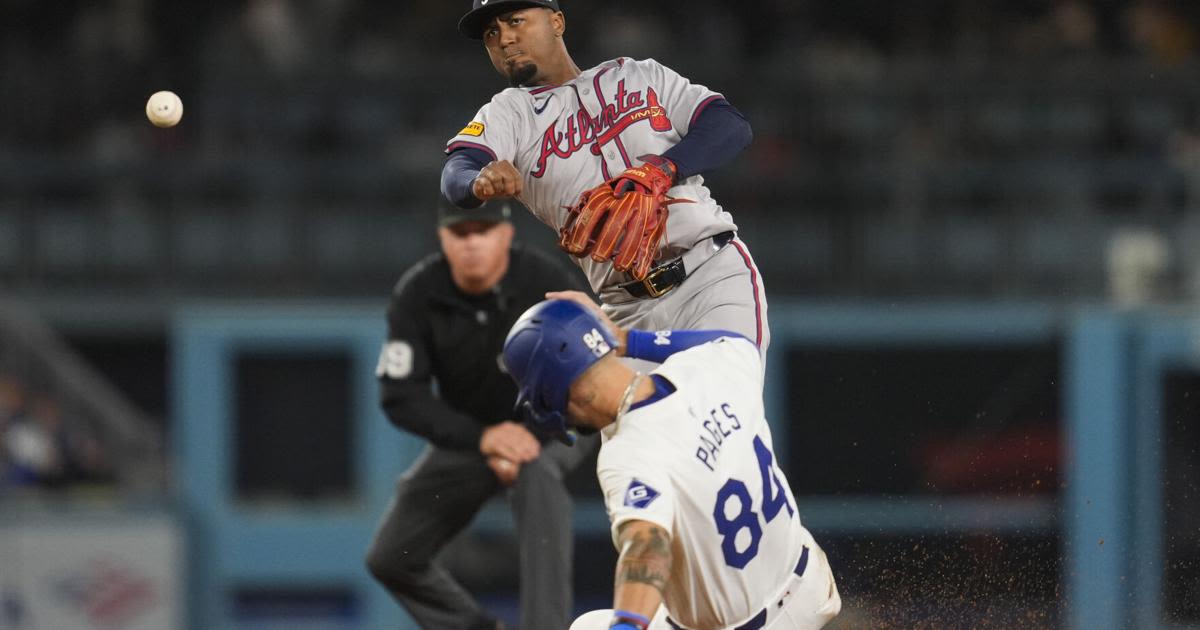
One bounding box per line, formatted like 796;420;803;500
624;479;660;509
459;121;485;137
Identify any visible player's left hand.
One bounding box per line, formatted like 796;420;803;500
545;290;627;353
612;155;677;199
559;160;688;280
487;456;520;486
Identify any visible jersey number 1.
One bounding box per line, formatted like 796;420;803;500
712;435;794;569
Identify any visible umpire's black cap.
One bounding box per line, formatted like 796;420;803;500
458;0;562;39
438;198;513;227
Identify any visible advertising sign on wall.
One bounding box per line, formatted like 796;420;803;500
0;516;182;630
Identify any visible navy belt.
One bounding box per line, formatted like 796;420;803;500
620;231;735;299
667;545;810;630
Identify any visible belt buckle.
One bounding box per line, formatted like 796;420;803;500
640;264;675;298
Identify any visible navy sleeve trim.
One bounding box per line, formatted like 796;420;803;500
661;98;752;181
688;94;724;128
445;141;498;161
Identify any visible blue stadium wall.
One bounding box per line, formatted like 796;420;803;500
171;301;1200;630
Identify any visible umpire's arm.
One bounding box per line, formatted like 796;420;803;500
376;281;484;451
611;519;673;626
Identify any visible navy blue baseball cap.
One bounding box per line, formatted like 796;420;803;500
502;299;618;444
458;0;562;39
438;198;513;227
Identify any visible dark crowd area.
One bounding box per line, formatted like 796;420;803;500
3;0;1200;300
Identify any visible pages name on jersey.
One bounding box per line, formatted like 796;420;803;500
695;402;743;472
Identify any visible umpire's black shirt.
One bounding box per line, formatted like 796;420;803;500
377;244;584;450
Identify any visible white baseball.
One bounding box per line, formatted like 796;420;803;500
145;90;183;128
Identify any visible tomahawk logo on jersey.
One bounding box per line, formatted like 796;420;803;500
529;83;671;177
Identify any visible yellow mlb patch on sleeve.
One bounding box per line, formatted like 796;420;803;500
459;122;485;137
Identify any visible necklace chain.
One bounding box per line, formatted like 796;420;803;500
616;372;644;419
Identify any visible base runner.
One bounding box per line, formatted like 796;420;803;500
502;294;841;630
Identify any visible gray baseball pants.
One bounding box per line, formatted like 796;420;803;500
365;436;595;629
604;236;771;359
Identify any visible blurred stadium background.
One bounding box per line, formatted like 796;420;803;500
3;0;1200;628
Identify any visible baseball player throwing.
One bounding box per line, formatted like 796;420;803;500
502;292;841;630
443;0;769;355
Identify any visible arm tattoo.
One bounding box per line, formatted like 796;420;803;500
615;524;672;595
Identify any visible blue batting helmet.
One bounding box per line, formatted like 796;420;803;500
502;299;619;445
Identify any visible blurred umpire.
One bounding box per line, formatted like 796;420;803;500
366;198;593;630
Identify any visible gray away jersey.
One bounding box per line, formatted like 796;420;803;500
446;57;739;297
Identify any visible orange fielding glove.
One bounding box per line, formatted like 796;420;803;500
559;157;689;280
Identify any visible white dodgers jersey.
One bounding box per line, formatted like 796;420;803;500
446;58;739;301
597;337;807;630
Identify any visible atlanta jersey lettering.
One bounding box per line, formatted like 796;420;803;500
446;58;738;298
595;337;808;629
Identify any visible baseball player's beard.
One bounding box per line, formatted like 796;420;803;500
508;62;538;87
